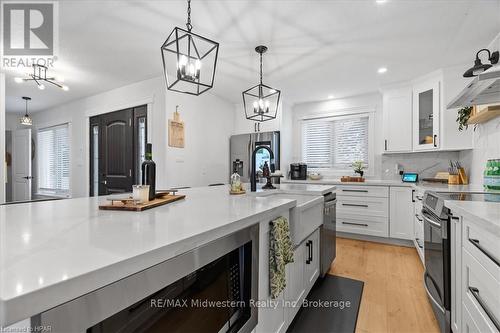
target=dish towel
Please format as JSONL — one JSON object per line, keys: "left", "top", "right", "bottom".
{"left": 269, "top": 216, "right": 294, "bottom": 299}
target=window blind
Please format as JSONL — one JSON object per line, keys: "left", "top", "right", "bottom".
{"left": 302, "top": 115, "right": 369, "bottom": 169}
{"left": 37, "top": 124, "right": 70, "bottom": 195}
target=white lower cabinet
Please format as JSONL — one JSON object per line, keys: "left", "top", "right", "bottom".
{"left": 450, "top": 212, "right": 500, "bottom": 333}
{"left": 389, "top": 187, "right": 414, "bottom": 240}
{"left": 257, "top": 214, "right": 320, "bottom": 333}
{"left": 284, "top": 229, "right": 320, "bottom": 328}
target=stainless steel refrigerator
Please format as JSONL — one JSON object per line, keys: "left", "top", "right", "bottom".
{"left": 230, "top": 131, "right": 280, "bottom": 183}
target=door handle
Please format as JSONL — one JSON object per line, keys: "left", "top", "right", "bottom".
{"left": 309, "top": 240, "right": 313, "bottom": 262}
{"left": 342, "top": 203, "right": 369, "bottom": 208}
{"left": 415, "top": 214, "right": 423, "bottom": 222}
{"left": 384, "top": 139, "right": 387, "bottom": 151}
{"left": 423, "top": 272, "right": 445, "bottom": 314}
{"left": 342, "top": 189, "right": 368, "bottom": 193}
{"left": 468, "top": 286, "right": 500, "bottom": 331}
{"left": 433, "top": 135, "right": 437, "bottom": 148}
{"left": 101, "top": 180, "right": 107, "bottom": 185}
{"left": 22, "top": 176, "right": 34, "bottom": 180}
{"left": 306, "top": 241, "right": 311, "bottom": 264}
{"left": 342, "top": 221, "right": 368, "bottom": 227}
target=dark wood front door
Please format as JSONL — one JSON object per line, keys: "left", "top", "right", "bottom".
{"left": 90, "top": 106, "right": 147, "bottom": 196}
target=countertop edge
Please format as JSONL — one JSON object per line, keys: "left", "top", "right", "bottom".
{"left": 0, "top": 199, "right": 296, "bottom": 327}
{"left": 445, "top": 200, "right": 500, "bottom": 237}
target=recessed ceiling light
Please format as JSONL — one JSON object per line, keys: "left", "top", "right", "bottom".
{"left": 328, "top": 95, "right": 334, "bottom": 99}
{"left": 378, "top": 67, "right": 388, "bottom": 74}
{"left": 376, "top": 0, "right": 387, "bottom": 4}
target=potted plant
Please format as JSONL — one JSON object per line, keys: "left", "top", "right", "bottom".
{"left": 351, "top": 161, "right": 366, "bottom": 178}
{"left": 456, "top": 106, "right": 477, "bottom": 131}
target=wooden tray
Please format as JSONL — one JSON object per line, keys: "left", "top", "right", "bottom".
{"left": 99, "top": 194, "right": 186, "bottom": 211}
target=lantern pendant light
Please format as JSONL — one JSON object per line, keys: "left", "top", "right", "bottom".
{"left": 20, "top": 97, "right": 33, "bottom": 126}
{"left": 242, "top": 45, "right": 281, "bottom": 123}
{"left": 161, "top": 0, "right": 219, "bottom": 96}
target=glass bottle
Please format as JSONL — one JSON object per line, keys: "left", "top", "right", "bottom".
{"left": 141, "top": 143, "right": 156, "bottom": 200}
{"left": 231, "top": 170, "right": 241, "bottom": 192}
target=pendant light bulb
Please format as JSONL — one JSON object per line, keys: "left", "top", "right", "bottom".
{"left": 38, "top": 83, "right": 45, "bottom": 90}
{"left": 14, "top": 77, "right": 23, "bottom": 83}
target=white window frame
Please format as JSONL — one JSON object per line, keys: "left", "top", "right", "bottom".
{"left": 300, "top": 111, "right": 375, "bottom": 177}
{"left": 36, "top": 122, "right": 72, "bottom": 198}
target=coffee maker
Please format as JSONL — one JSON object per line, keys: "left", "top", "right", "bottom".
{"left": 290, "top": 163, "right": 307, "bottom": 180}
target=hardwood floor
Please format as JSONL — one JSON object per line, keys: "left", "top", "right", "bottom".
{"left": 329, "top": 237, "right": 440, "bottom": 333}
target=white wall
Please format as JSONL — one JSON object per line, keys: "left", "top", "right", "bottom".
{"left": 28, "top": 76, "right": 234, "bottom": 198}
{"left": 291, "top": 92, "right": 383, "bottom": 177}
{"left": 0, "top": 73, "right": 5, "bottom": 203}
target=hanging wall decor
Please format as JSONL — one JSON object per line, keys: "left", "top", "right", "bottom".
{"left": 242, "top": 45, "right": 281, "bottom": 123}
{"left": 168, "top": 106, "right": 185, "bottom": 148}
{"left": 161, "top": 0, "right": 219, "bottom": 96}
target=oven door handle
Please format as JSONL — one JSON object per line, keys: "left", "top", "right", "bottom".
{"left": 422, "top": 211, "right": 442, "bottom": 229}
{"left": 423, "top": 271, "right": 445, "bottom": 314}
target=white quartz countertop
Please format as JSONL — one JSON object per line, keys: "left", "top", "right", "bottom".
{"left": 281, "top": 178, "right": 486, "bottom": 192}
{"left": 445, "top": 200, "right": 500, "bottom": 237}
{"left": 0, "top": 185, "right": 309, "bottom": 326}
{"left": 253, "top": 183, "right": 336, "bottom": 196}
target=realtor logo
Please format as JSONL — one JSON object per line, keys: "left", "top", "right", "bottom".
{"left": 1, "top": 1, "right": 58, "bottom": 68}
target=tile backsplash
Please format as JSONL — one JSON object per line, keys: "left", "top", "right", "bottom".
{"left": 381, "top": 151, "right": 461, "bottom": 180}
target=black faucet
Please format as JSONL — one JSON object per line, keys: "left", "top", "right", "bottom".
{"left": 251, "top": 145, "right": 275, "bottom": 192}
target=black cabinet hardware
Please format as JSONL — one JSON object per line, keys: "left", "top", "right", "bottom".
{"left": 433, "top": 134, "right": 437, "bottom": 148}
{"left": 384, "top": 139, "right": 387, "bottom": 151}
{"left": 342, "top": 189, "right": 368, "bottom": 193}
{"left": 342, "top": 221, "right": 368, "bottom": 227}
{"left": 468, "top": 286, "right": 500, "bottom": 331}
{"left": 342, "top": 203, "right": 369, "bottom": 208}
{"left": 415, "top": 214, "right": 423, "bottom": 222}
{"left": 469, "top": 238, "right": 500, "bottom": 267}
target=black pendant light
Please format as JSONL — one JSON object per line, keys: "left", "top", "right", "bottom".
{"left": 20, "top": 97, "right": 33, "bottom": 126}
{"left": 242, "top": 45, "right": 281, "bottom": 123}
{"left": 161, "top": 0, "right": 219, "bottom": 96}
{"left": 463, "top": 49, "right": 499, "bottom": 78}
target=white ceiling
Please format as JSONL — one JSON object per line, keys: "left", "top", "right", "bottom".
{"left": 4, "top": 0, "right": 500, "bottom": 113}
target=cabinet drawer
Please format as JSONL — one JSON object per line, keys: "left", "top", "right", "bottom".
{"left": 336, "top": 185, "right": 388, "bottom": 198}
{"left": 337, "top": 196, "right": 388, "bottom": 218}
{"left": 462, "top": 249, "right": 500, "bottom": 332}
{"left": 463, "top": 217, "right": 500, "bottom": 280}
{"left": 337, "top": 215, "right": 389, "bottom": 238}
{"left": 462, "top": 302, "right": 492, "bottom": 333}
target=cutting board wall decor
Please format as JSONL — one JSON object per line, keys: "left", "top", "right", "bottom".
{"left": 168, "top": 107, "right": 185, "bottom": 148}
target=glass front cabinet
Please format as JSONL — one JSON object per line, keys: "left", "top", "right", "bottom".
{"left": 412, "top": 77, "right": 440, "bottom": 151}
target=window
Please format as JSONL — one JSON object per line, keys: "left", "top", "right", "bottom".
{"left": 37, "top": 123, "right": 70, "bottom": 196}
{"left": 302, "top": 114, "right": 370, "bottom": 170}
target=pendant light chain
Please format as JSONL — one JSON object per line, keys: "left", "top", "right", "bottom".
{"left": 186, "top": 0, "right": 193, "bottom": 32}
{"left": 259, "top": 52, "right": 263, "bottom": 85}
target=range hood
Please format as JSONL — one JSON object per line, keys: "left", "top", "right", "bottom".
{"left": 447, "top": 65, "right": 500, "bottom": 109}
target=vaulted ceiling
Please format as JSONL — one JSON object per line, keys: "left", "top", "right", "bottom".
{"left": 4, "top": 0, "right": 500, "bottom": 113}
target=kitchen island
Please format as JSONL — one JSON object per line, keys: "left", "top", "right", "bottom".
{"left": 0, "top": 184, "right": 335, "bottom": 332}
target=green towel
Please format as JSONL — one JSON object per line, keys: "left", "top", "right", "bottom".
{"left": 269, "top": 216, "right": 294, "bottom": 299}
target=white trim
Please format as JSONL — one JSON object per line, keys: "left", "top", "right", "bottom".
{"left": 301, "top": 106, "right": 375, "bottom": 121}
{"left": 83, "top": 95, "right": 156, "bottom": 196}
{"left": 0, "top": 73, "right": 5, "bottom": 203}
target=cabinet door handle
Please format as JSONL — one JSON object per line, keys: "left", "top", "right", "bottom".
{"left": 433, "top": 135, "right": 437, "bottom": 148}
{"left": 342, "top": 189, "right": 368, "bottom": 193}
{"left": 384, "top": 139, "right": 388, "bottom": 151}
{"left": 415, "top": 238, "right": 424, "bottom": 249}
{"left": 412, "top": 190, "right": 415, "bottom": 202}
{"left": 306, "top": 241, "right": 311, "bottom": 264}
{"left": 469, "top": 238, "right": 500, "bottom": 267}
{"left": 415, "top": 214, "right": 423, "bottom": 222}
{"left": 342, "top": 221, "right": 368, "bottom": 227}
{"left": 468, "top": 286, "right": 500, "bottom": 331}
{"left": 342, "top": 203, "right": 369, "bottom": 208}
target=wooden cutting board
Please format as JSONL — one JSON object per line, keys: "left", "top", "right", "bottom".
{"left": 99, "top": 194, "right": 186, "bottom": 212}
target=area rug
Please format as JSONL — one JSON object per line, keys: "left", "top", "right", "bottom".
{"left": 287, "top": 275, "right": 364, "bottom": 333}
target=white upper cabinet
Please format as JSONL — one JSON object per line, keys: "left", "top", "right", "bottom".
{"left": 382, "top": 86, "right": 413, "bottom": 152}
{"left": 382, "top": 68, "right": 473, "bottom": 153}
{"left": 412, "top": 75, "right": 441, "bottom": 151}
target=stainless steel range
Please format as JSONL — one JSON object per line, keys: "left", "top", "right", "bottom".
{"left": 422, "top": 191, "right": 500, "bottom": 333}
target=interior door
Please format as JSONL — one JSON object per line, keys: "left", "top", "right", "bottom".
{"left": 12, "top": 129, "right": 32, "bottom": 201}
